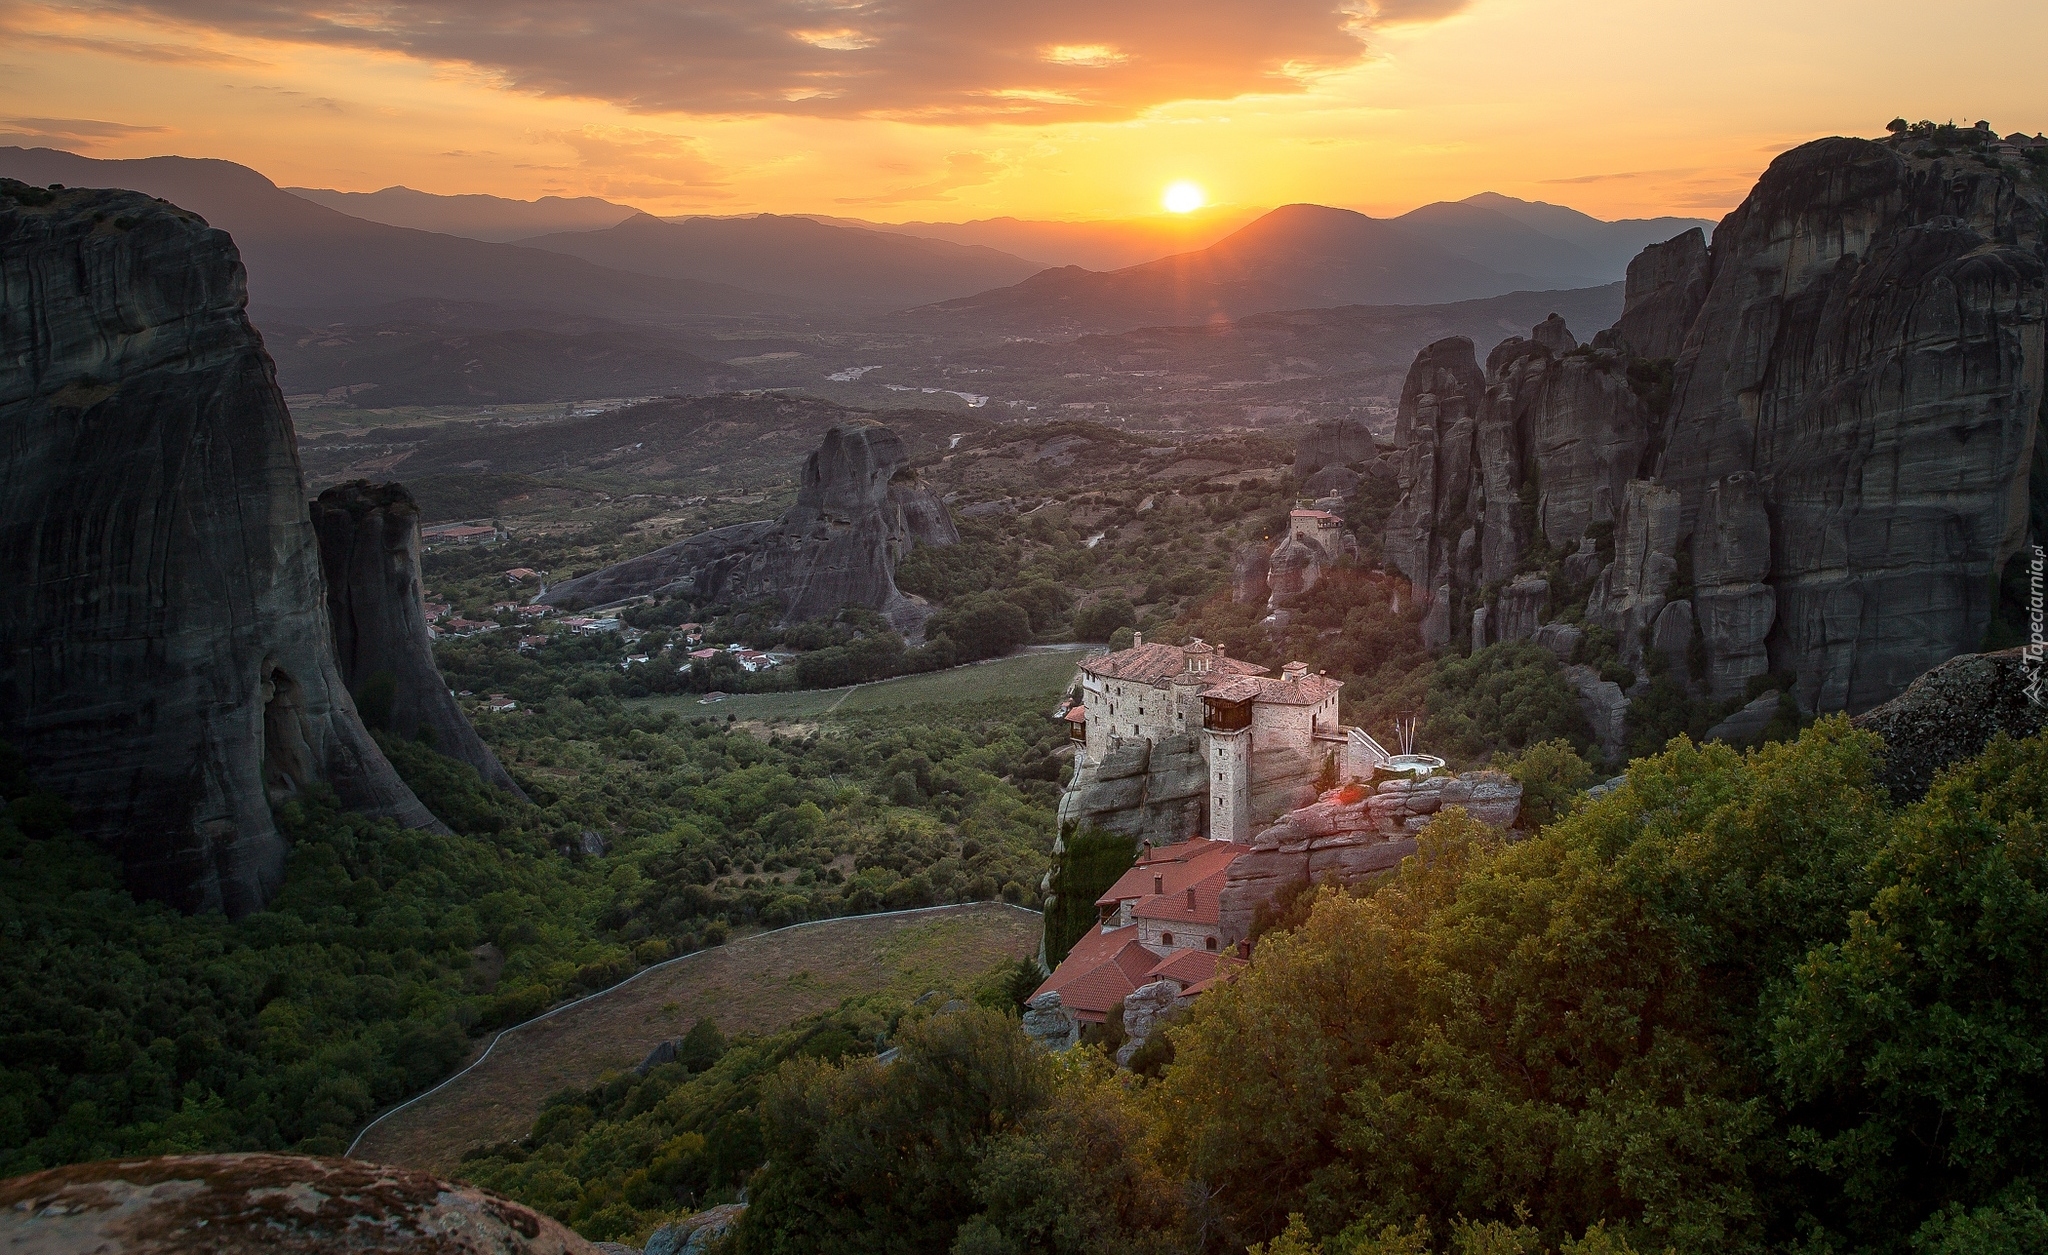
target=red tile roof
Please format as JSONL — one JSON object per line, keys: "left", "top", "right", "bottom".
{"left": 1200, "top": 670, "right": 1341, "bottom": 707}
{"left": 1081, "top": 641, "right": 1265, "bottom": 685}
{"left": 1035, "top": 925, "right": 1155, "bottom": 1022}
{"left": 1131, "top": 862, "right": 1232, "bottom": 927}
{"left": 1064, "top": 706, "right": 1087, "bottom": 725}
{"left": 1096, "top": 839, "right": 1246, "bottom": 909}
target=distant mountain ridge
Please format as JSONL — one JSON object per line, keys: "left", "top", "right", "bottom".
{"left": 518, "top": 212, "right": 1047, "bottom": 311}
{"left": 0, "top": 148, "right": 788, "bottom": 322}
{"left": 901, "top": 197, "right": 1710, "bottom": 333}
{"left": 287, "top": 185, "right": 641, "bottom": 242}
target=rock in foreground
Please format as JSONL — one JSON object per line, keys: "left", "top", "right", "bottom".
{"left": 0, "top": 179, "right": 440, "bottom": 916}
{"left": 0, "top": 1153, "right": 599, "bottom": 1253}
{"left": 1852, "top": 648, "right": 2045, "bottom": 801}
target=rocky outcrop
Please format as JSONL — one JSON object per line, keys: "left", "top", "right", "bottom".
{"left": 1704, "top": 691, "right": 1784, "bottom": 747}
{"left": 0, "top": 1153, "right": 600, "bottom": 1253}
{"left": 645, "top": 1203, "right": 747, "bottom": 1255}
{"left": 1382, "top": 130, "right": 2046, "bottom": 727}
{"left": 1564, "top": 664, "right": 1629, "bottom": 764}
{"left": 1851, "top": 648, "right": 2045, "bottom": 801}
{"left": 1295, "top": 416, "right": 1378, "bottom": 476}
{"left": 1057, "top": 733, "right": 1210, "bottom": 846}
{"left": 0, "top": 180, "right": 440, "bottom": 916}
{"left": 1232, "top": 540, "right": 1272, "bottom": 605}
{"left": 1655, "top": 137, "right": 2045, "bottom": 713}
{"left": 1603, "top": 228, "right": 1709, "bottom": 360}
{"left": 1022, "top": 989, "right": 1080, "bottom": 1051}
{"left": 1217, "top": 772, "right": 1521, "bottom": 939}
{"left": 311, "top": 481, "right": 526, "bottom": 799}
{"left": 1114, "top": 978, "right": 1188, "bottom": 1067}
{"left": 541, "top": 424, "right": 957, "bottom": 634}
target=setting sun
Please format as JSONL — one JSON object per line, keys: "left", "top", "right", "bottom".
{"left": 1162, "top": 181, "right": 1206, "bottom": 214}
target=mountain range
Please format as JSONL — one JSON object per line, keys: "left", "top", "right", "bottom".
{"left": 1, "top": 146, "right": 1707, "bottom": 333}
{"left": 517, "top": 213, "right": 1046, "bottom": 311}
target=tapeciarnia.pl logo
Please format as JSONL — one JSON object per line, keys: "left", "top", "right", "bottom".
{"left": 2026, "top": 544, "right": 2046, "bottom": 708}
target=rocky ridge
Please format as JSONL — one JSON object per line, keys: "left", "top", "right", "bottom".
{"left": 0, "top": 1153, "right": 599, "bottom": 1253}
{"left": 311, "top": 480, "right": 527, "bottom": 798}
{"left": 541, "top": 424, "right": 957, "bottom": 634}
{"left": 1383, "top": 131, "right": 2047, "bottom": 719}
{"left": 0, "top": 179, "right": 440, "bottom": 916}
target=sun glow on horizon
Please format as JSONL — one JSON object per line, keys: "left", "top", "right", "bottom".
{"left": 1162, "top": 180, "right": 1206, "bottom": 213}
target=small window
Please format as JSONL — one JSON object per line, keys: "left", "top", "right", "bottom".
{"left": 1206, "top": 937, "right": 1218, "bottom": 951}
{"left": 1161, "top": 932, "right": 1174, "bottom": 946}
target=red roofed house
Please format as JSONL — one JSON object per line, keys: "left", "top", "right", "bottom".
{"left": 1034, "top": 839, "right": 1250, "bottom": 1023}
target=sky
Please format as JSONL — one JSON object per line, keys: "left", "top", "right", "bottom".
{"left": 1, "top": 0, "right": 2042, "bottom": 223}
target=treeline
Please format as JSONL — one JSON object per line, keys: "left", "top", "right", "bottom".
{"left": 479, "top": 723, "right": 2048, "bottom": 1253}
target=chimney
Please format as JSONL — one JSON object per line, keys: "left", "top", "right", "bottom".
{"left": 1186, "top": 886, "right": 1197, "bottom": 912}
{"left": 1283, "top": 660, "right": 1308, "bottom": 683}
{"left": 1133, "top": 631, "right": 1144, "bottom": 648}
{"left": 1154, "top": 874, "right": 1165, "bottom": 895}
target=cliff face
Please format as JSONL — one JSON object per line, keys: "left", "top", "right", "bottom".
{"left": 1655, "top": 137, "right": 2045, "bottom": 712}
{"left": 1383, "top": 131, "right": 2047, "bottom": 717}
{"left": 311, "top": 480, "right": 527, "bottom": 798}
{"left": 541, "top": 423, "right": 958, "bottom": 633}
{"left": 0, "top": 180, "right": 440, "bottom": 916}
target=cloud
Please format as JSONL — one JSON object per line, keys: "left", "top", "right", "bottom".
{"left": 55, "top": 0, "right": 1468, "bottom": 122}
{"left": 0, "top": 115, "right": 172, "bottom": 148}
{"left": 834, "top": 151, "right": 1002, "bottom": 205}
{"left": 531, "top": 125, "right": 733, "bottom": 200}
{"left": 0, "top": 19, "right": 269, "bottom": 67}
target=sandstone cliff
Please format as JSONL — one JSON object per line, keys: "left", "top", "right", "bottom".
{"left": 0, "top": 179, "right": 441, "bottom": 916}
{"left": 1383, "top": 129, "right": 2046, "bottom": 719}
{"left": 541, "top": 424, "right": 957, "bottom": 634}
{"left": 311, "top": 480, "right": 527, "bottom": 799}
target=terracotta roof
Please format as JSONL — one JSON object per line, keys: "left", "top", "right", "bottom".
{"left": 1131, "top": 863, "right": 1232, "bottom": 927}
{"left": 1148, "top": 948, "right": 1225, "bottom": 987}
{"left": 1180, "top": 953, "right": 1249, "bottom": 997}
{"left": 1081, "top": 640, "right": 1265, "bottom": 685}
{"left": 1064, "top": 706, "right": 1087, "bottom": 724}
{"left": 1291, "top": 508, "right": 1341, "bottom": 522}
{"left": 1097, "top": 839, "right": 1246, "bottom": 909}
{"left": 1200, "top": 671, "right": 1341, "bottom": 707}
{"left": 1034, "top": 925, "right": 1154, "bottom": 1022}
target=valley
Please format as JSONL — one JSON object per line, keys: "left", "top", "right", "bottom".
{"left": 4, "top": 110, "right": 2048, "bottom": 1255}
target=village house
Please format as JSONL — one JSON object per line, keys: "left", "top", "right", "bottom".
{"left": 504, "top": 567, "right": 539, "bottom": 583}
{"left": 1033, "top": 839, "right": 1248, "bottom": 1024}
{"left": 484, "top": 694, "right": 517, "bottom": 713}
{"left": 517, "top": 634, "right": 548, "bottom": 651}
{"left": 421, "top": 522, "right": 500, "bottom": 546}
{"left": 515, "top": 604, "right": 555, "bottom": 618}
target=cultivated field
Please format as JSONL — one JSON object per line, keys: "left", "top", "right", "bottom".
{"left": 631, "top": 644, "right": 1098, "bottom": 724}
{"left": 350, "top": 903, "right": 1043, "bottom": 1175}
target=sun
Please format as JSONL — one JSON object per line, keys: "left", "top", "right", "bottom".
{"left": 1162, "top": 180, "right": 1206, "bottom": 214}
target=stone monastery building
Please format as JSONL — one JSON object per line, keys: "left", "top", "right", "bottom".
{"left": 1069, "top": 634, "right": 1381, "bottom": 843}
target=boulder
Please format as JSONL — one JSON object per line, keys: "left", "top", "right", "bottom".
{"left": 1022, "top": 990, "right": 1079, "bottom": 1051}
{"left": 1704, "top": 692, "right": 1782, "bottom": 746}
{"left": 1232, "top": 540, "right": 1272, "bottom": 605}
{"left": 1851, "top": 648, "right": 2046, "bottom": 801}
{"left": 646, "top": 1203, "right": 748, "bottom": 1255}
{"left": 0, "top": 180, "right": 441, "bottom": 917}
{"left": 634, "top": 1039, "right": 679, "bottom": 1076}
{"left": 1300, "top": 464, "right": 1361, "bottom": 500}
{"left": 1265, "top": 534, "right": 1324, "bottom": 609}
{"left": 1531, "top": 313, "right": 1578, "bottom": 354}
{"left": 0, "top": 1153, "right": 600, "bottom": 1253}
{"left": 541, "top": 424, "right": 956, "bottom": 636}
{"left": 1532, "top": 621, "right": 1583, "bottom": 662}
{"left": 311, "top": 480, "right": 526, "bottom": 799}
{"left": 1564, "top": 664, "right": 1629, "bottom": 764}
{"left": 1114, "top": 978, "right": 1187, "bottom": 1067}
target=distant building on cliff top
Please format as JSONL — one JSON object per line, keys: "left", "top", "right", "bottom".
{"left": 1063, "top": 634, "right": 1388, "bottom": 845}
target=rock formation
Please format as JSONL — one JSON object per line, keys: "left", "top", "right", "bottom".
{"left": 1217, "top": 771, "right": 1521, "bottom": 940}
{"left": 1851, "top": 648, "right": 2045, "bottom": 801}
{"left": 0, "top": 1153, "right": 600, "bottom": 1254}
{"left": 1295, "top": 415, "right": 1378, "bottom": 476}
{"left": 541, "top": 424, "right": 957, "bottom": 635}
{"left": 1113, "top": 977, "right": 1189, "bottom": 1067}
{"left": 1022, "top": 989, "right": 1080, "bottom": 1051}
{"left": 1382, "top": 128, "right": 2047, "bottom": 722}
{"left": 311, "top": 481, "right": 526, "bottom": 798}
{"left": 0, "top": 179, "right": 440, "bottom": 917}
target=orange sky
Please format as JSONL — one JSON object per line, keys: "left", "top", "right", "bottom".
{"left": 1, "top": 0, "right": 2042, "bottom": 222}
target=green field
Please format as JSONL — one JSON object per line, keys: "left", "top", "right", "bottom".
{"left": 630, "top": 645, "right": 1098, "bottom": 723}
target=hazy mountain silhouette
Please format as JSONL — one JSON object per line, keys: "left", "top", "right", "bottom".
{"left": 1415, "top": 193, "right": 1712, "bottom": 280}
{"left": 811, "top": 207, "right": 1267, "bottom": 271}
{"left": 899, "top": 203, "right": 1530, "bottom": 332}
{"left": 520, "top": 212, "right": 1046, "bottom": 310}
{"left": 0, "top": 148, "right": 787, "bottom": 321}
{"left": 287, "top": 185, "right": 641, "bottom": 242}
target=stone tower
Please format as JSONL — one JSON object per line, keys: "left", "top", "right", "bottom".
{"left": 1207, "top": 725, "right": 1252, "bottom": 843}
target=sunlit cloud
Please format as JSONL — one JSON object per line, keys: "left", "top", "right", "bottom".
{"left": 26, "top": 0, "right": 1461, "bottom": 122}
{"left": 834, "top": 150, "right": 1003, "bottom": 205}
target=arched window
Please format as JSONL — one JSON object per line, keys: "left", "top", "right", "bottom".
{"left": 1161, "top": 931, "right": 1174, "bottom": 946}
{"left": 1206, "top": 936, "right": 1218, "bottom": 951}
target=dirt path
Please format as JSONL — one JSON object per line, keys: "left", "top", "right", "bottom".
{"left": 349, "top": 903, "right": 1041, "bottom": 1175}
